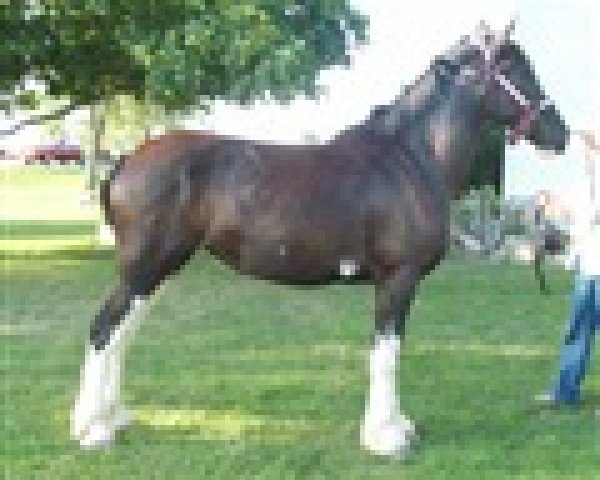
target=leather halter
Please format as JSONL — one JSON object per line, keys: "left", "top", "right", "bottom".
{"left": 480, "top": 45, "right": 549, "bottom": 143}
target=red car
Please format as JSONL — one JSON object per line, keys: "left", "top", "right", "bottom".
{"left": 25, "top": 144, "right": 84, "bottom": 165}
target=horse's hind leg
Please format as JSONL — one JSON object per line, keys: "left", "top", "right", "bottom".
{"left": 71, "top": 218, "right": 197, "bottom": 448}
{"left": 71, "top": 270, "right": 148, "bottom": 448}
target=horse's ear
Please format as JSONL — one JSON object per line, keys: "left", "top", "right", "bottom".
{"left": 478, "top": 20, "right": 491, "bottom": 36}
{"left": 477, "top": 20, "right": 494, "bottom": 47}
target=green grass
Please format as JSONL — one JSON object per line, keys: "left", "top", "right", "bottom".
{"left": 1, "top": 167, "right": 102, "bottom": 222}
{"left": 3, "top": 247, "right": 599, "bottom": 479}
{"left": 2, "top": 168, "right": 599, "bottom": 478}
{"left": 0, "top": 221, "right": 98, "bottom": 239}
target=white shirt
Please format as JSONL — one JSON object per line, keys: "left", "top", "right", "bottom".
{"left": 560, "top": 136, "right": 600, "bottom": 277}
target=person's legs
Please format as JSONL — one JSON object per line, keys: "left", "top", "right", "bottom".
{"left": 549, "top": 275, "right": 596, "bottom": 404}
{"left": 593, "top": 278, "right": 600, "bottom": 329}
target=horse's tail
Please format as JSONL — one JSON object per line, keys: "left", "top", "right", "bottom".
{"left": 100, "top": 155, "right": 126, "bottom": 228}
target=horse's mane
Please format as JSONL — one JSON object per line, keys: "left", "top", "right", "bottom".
{"left": 345, "top": 36, "right": 472, "bottom": 139}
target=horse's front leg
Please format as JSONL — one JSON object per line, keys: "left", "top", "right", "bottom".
{"left": 361, "top": 263, "right": 420, "bottom": 457}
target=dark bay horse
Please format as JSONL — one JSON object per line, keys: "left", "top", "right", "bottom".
{"left": 72, "top": 23, "right": 568, "bottom": 455}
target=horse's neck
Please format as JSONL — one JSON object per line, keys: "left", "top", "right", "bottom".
{"left": 423, "top": 90, "right": 485, "bottom": 199}
{"left": 339, "top": 71, "right": 486, "bottom": 200}
{"left": 374, "top": 86, "right": 485, "bottom": 200}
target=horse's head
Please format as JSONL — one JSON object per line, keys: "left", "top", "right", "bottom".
{"left": 455, "top": 21, "right": 569, "bottom": 153}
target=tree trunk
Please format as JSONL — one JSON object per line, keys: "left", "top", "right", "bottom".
{"left": 85, "top": 103, "right": 106, "bottom": 197}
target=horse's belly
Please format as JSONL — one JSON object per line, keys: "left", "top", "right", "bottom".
{"left": 204, "top": 186, "right": 365, "bottom": 282}
{"left": 207, "top": 228, "right": 357, "bottom": 283}
{"left": 239, "top": 238, "right": 336, "bottom": 282}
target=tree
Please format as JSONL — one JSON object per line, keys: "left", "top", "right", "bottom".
{"left": 466, "top": 119, "right": 506, "bottom": 254}
{"left": 468, "top": 118, "right": 505, "bottom": 194}
{"left": 1, "top": 0, "right": 368, "bottom": 135}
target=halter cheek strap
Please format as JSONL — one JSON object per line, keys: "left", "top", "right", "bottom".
{"left": 494, "top": 72, "right": 549, "bottom": 143}
{"left": 480, "top": 48, "right": 548, "bottom": 142}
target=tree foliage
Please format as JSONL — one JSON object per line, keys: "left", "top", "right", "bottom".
{"left": 467, "top": 118, "right": 506, "bottom": 194}
{"left": 1, "top": 0, "right": 367, "bottom": 118}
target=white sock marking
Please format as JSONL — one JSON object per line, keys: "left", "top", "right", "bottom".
{"left": 361, "top": 333, "right": 414, "bottom": 456}
{"left": 72, "top": 296, "right": 146, "bottom": 446}
{"left": 366, "top": 333, "right": 400, "bottom": 421}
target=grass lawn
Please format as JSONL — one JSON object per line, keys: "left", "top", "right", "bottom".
{"left": 3, "top": 245, "right": 599, "bottom": 479}
{"left": 3, "top": 167, "right": 599, "bottom": 478}
{"left": 1, "top": 166, "right": 102, "bottom": 222}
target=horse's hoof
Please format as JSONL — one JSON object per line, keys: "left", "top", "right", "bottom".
{"left": 360, "top": 417, "right": 418, "bottom": 458}
{"left": 71, "top": 402, "right": 94, "bottom": 441}
{"left": 71, "top": 404, "right": 131, "bottom": 449}
{"left": 77, "top": 423, "right": 116, "bottom": 449}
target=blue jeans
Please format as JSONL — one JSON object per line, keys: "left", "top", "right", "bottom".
{"left": 551, "top": 274, "right": 599, "bottom": 404}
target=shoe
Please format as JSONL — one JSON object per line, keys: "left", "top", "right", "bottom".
{"left": 534, "top": 392, "right": 579, "bottom": 407}
{"left": 534, "top": 393, "right": 556, "bottom": 404}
